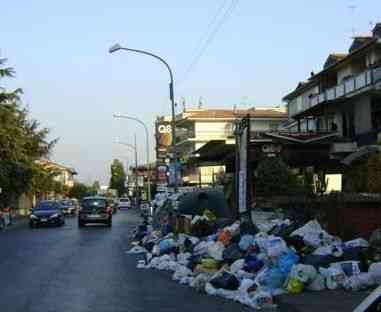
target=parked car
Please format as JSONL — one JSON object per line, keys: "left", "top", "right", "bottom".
{"left": 59, "top": 199, "right": 78, "bottom": 216}
{"left": 29, "top": 200, "right": 65, "bottom": 228}
{"left": 78, "top": 196, "right": 112, "bottom": 227}
{"left": 117, "top": 197, "right": 131, "bottom": 209}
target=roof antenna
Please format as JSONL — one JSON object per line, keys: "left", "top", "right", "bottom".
{"left": 348, "top": 4, "right": 358, "bottom": 37}
{"left": 181, "top": 97, "right": 186, "bottom": 112}
{"left": 198, "top": 96, "right": 203, "bottom": 109}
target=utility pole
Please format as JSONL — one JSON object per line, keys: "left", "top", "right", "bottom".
{"left": 134, "top": 134, "right": 139, "bottom": 208}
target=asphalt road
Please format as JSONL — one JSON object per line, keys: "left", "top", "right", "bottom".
{"left": 0, "top": 210, "right": 369, "bottom": 312}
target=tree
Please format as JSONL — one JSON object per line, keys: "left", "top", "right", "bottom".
{"left": 0, "top": 57, "right": 56, "bottom": 206}
{"left": 87, "top": 180, "right": 101, "bottom": 196}
{"left": 68, "top": 183, "right": 89, "bottom": 200}
{"left": 256, "top": 157, "right": 291, "bottom": 196}
{"left": 109, "top": 159, "right": 126, "bottom": 197}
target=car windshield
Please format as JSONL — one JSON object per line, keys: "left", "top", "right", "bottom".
{"left": 120, "top": 199, "right": 129, "bottom": 202}
{"left": 82, "top": 198, "right": 106, "bottom": 208}
{"left": 34, "top": 201, "right": 58, "bottom": 211}
{"left": 60, "top": 200, "right": 74, "bottom": 206}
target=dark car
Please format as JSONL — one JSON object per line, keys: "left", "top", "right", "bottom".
{"left": 29, "top": 200, "right": 65, "bottom": 228}
{"left": 78, "top": 197, "right": 112, "bottom": 228}
{"left": 59, "top": 199, "right": 78, "bottom": 216}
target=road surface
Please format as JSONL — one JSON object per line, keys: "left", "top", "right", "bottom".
{"left": 0, "top": 210, "right": 368, "bottom": 312}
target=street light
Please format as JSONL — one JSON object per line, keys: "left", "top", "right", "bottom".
{"left": 116, "top": 136, "right": 139, "bottom": 207}
{"left": 109, "top": 43, "right": 178, "bottom": 192}
{"left": 113, "top": 114, "right": 151, "bottom": 201}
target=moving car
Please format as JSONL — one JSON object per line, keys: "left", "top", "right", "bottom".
{"left": 78, "top": 196, "right": 112, "bottom": 227}
{"left": 29, "top": 200, "right": 65, "bottom": 228}
{"left": 59, "top": 199, "right": 78, "bottom": 216}
{"left": 117, "top": 197, "right": 131, "bottom": 209}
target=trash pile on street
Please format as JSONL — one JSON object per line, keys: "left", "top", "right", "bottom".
{"left": 128, "top": 195, "right": 381, "bottom": 309}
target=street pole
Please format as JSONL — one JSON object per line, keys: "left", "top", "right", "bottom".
{"left": 134, "top": 134, "right": 139, "bottom": 208}
{"left": 113, "top": 114, "right": 151, "bottom": 201}
{"left": 109, "top": 44, "right": 178, "bottom": 193}
{"left": 116, "top": 140, "right": 138, "bottom": 208}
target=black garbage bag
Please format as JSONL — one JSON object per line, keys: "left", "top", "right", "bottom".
{"left": 209, "top": 272, "right": 240, "bottom": 290}
{"left": 143, "top": 241, "right": 155, "bottom": 253}
{"left": 191, "top": 220, "right": 215, "bottom": 238}
{"left": 187, "top": 255, "right": 203, "bottom": 271}
{"left": 303, "top": 254, "right": 338, "bottom": 268}
{"left": 183, "top": 238, "right": 194, "bottom": 253}
{"left": 223, "top": 244, "right": 242, "bottom": 265}
{"left": 240, "top": 220, "right": 258, "bottom": 235}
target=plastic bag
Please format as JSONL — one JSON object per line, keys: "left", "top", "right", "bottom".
{"left": 286, "top": 278, "right": 304, "bottom": 294}
{"left": 190, "top": 273, "right": 212, "bottom": 292}
{"left": 208, "top": 242, "right": 225, "bottom": 261}
{"left": 320, "top": 267, "right": 346, "bottom": 290}
{"left": 222, "top": 244, "right": 242, "bottom": 264}
{"left": 173, "top": 265, "right": 193, "bottom": 281}
{"left": 245, "top": 252, "right": 264, "bottom": 273}
{"left": 307, "top": 274, "right": 326, "bottom": 291}
{"left": 230, "top": 259, "right": 245, "bottom": 274}
{"left": 256, "top": 266, "right": 286, "bottom": 290}
{"left": 239, "top": 234, "right": 255, "bottom": 251}
{"left": 331, "top": 261, "right": 361, "bottom": 277}
{"left": 265, "top": 236, "right": 288, "bottom": 258}
{"left": 193, "top": 241, "right": 214, "bottom": 256}
{"left": 343, "top": 273, "right": 374, "bottom": 291}
{"left": 177, "top": 252, "right": 192, "bottom": 266}
{"left": 369, "top": 262, "right": 381, "bottom": 284}
{"left": 127, "top": 246, "right": 147, "bottom": 254}
{"left": 159, "top": 239, "right": 175, "bottom": 254}
{"left": 201, "top": 258, "right": 220, "bottom": 270}
{"left": 290, "top": 264, "right": 317, "bottom": 284}
{"left": 345, "top": 238, "right": 369, "bottom": 249}
{"left": 291, "top": 220, "right": 333, "bottom": 248}
{"left": 218, "top": 230, "right": 231, "bottom": 246}
{"left": 209, "top": 272, "right": 240, "bottom": 290}
{"left": 278, "top": 250, "right": 299, "bottom": 275}
{"left": 251, "top": 290, "right": 275, "bottom": 309}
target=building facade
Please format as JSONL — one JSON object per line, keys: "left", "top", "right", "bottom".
{"left": 283, "top": 23, "right": 381, "bottom": 155}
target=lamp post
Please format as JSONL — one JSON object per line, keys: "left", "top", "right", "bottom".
{"left": 109, "top": 43, "right": 178, "bottom": 192}
{"left": 113, "top": 114, "right": 151, "bottom": 201}
{"left": 116, "top": 136, "right": 139, "bottom": 208}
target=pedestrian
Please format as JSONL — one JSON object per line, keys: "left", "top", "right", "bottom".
{"left": 2, "top": 206, "right": 11, "bottom": 229}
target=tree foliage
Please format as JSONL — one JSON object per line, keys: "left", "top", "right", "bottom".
{"left": 109, "top": 159, "right": 126, "bottom": 197}
{"left": 0, "top": 58, "right": 56, "bottom": 206}
{"left": 68, "top": 183, "right": 90, "bottom": 200}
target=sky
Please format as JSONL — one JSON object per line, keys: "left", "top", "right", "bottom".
{"left": 2, "top": 0, "right": 381, "bottom": 185}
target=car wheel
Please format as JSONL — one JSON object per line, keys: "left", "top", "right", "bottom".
{"left": 78, "top": 220, "right": 84, "bottom": 228}
{"left": 61, "top": 219, "right": 65, "bottom": 226}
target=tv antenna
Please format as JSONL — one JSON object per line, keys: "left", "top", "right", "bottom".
{"left": 348, "top": 4, "right": 358, "bottom": 37}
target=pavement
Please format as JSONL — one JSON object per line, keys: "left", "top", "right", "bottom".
{"left": 0, "top": 209, "right": 370, "bottom": 312}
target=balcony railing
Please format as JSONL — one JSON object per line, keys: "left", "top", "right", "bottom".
{"left": 294, "top": 65, "right": 381, "bottom": 116}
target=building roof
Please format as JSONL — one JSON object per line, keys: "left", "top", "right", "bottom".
{"left": 323, "top": 53, "right": 348, "bottom": 69}
{"left": 283, "top": 30, "right": 379, "bottom": 101}
{"left": 177, "top": 107, "right": 287, "bottom": 121}
{"left": 36, "top": 159, "right": 77, "bottom": 175}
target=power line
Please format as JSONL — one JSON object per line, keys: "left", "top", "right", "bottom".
{"left": 184, "top": 0, "right": 230, "bottom": 73}
{"left": 179, "top": 0, "right": 240, "bottom": 86}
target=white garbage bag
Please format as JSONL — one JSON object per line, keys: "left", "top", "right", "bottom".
{"left": 290, "top": 264, "right": 317, "bottom": 284}
{"left": 207, "top": 242, "right": 225, "bottom": 261}
{"left": 307, "top": 274, "right": 326, "bottom": 291}
{"left": 177, "top": 252, "right": 192, "bottom": 266}
{"left": 230, "top": 259, "right": 245, "bottom": 274}
{"left": 331, "top": 261, "right": 361, "bottom": 277}
{"left": 343, "top": 273, "right": 375, "bottom": 291}
{"left": 190, "top": 273, "right": 212, "bottom": 292}
{"left": 320, "top": 267, "right": 346, "bottom": 290}
{"left": 173, "top": 265, "right": 193, "bottom": 281}
{"left": 345, "top": 238, "right": 369, "bottom": 248}
{"left": 291, "top": 220, "right": 333, "bottom": 247}
{"left": 265, "top": 236, "right": 288, "bottom": 258}
{"left": 369, "top": 262, "right": 381, "bottom": 284}
{"left": 251, "top": 290, "right": 276, "bottom": 310}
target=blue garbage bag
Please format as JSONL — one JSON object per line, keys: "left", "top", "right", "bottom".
{"left": 239, "top": 234, "right": 255, "bottom": 251}
{"left": 279, "top": 250, "right": 300, "bottom": 274}
{"left": 258, "top": 266, "right": 286, "bottom": 290}
{"left": 159, "top": 239, "right": 173, "bottom": 254}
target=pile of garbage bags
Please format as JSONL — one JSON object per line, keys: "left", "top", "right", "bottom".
{"left": 129, "top": 216, "right": 381, "bottom": 309}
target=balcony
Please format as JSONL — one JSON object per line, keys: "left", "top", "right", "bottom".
{"left": 294, "top": 65, "right": 381, "bottom": 116}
